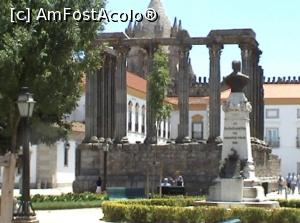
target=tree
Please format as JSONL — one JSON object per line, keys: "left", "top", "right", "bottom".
{"left": 148, "top": 47, "right": 173, "bottom": 140}
{"left": 0, "top": 0, "right": 106, "bottom": 152}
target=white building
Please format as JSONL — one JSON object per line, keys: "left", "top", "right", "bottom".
{"left": 2, "top": 72, "right": 299, "bottom": 188}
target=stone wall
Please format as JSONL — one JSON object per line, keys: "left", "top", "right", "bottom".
{"left": 73, "top": 142, "right": 280, "bottom": 194}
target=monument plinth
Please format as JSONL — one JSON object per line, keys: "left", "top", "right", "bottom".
{"left": 207, "top": 61, "right": 278, "bottom": 207}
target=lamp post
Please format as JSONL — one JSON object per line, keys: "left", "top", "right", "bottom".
{"left": 103, "top": 138, "right": 112, "bottom": 191}
{"left": 14, "top": 87, "right": 38, "bottom": 223}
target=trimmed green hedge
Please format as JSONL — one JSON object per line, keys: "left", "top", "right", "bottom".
{"left": 25, "top": 192, "right": 107, "bottom": 210}
{"left": 277, "top": 199, "right": 300, "bottom": 208}
{"left": 32, "top": 200, "right": 102, "bottom": 210}
{"left": 102, "top": 199, "right": 300, "bottom": 223}
{"left": 30, "top": 192, "right": 107, "bottom": 202}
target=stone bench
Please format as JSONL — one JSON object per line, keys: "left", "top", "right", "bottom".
{"left": 107, "top": 187, "right": 145, "bottom": 200}
{"left": 158, "top": 186, "right": 185, "bottom": 195}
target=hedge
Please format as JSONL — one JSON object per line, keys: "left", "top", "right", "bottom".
{"left": 32, "top": 200, "right": 102, "bottom": 210}
{"left": 102, "top": 199, "right": 300, "bottom": 223}
{"left": 277, "top": 199, "right": 300, "bottom": 209}
{"left": 30, "top": 192, "right": 107, "bottom": 203}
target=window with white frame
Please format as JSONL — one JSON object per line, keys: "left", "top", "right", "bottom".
{"left": 266, "top": 109, "right": 279, "bottom": 119}
{"left": 135, "top": 103, "right": 139, "bottom": 132}
{"left": 191, "top": 114, "right": 204, "bottom": 140}
{"left": 265, "top": 128, "right": 280, "bottom": 147}
{"left": 128, "top": 101, "right": 133, "bottom": 131}
{"left": 64, "top": 142, "right": 70, "bottom": 167}
{"left": 163, "top": 121, "right": 166, "bottom": 138}
{"left": 297, "top": 128, "right": 300, "bottom": 148}
{"left": 192, "top": 122, "right": 204, "bottom": 140}
{"left": 297, "top": 109, "right": 300, "bottom": 119}
{"left": 141, "top": 105, "right": 145, "bottom": 134}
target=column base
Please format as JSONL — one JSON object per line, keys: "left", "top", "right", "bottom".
{"left": 175, "top": 136, "right": 191, "bottom": 144}
{"left": 144, "top": 136, "right": 157, "bottom": 144}
{"left": 114, "top": 136, "right": 129, "bottom": 144}
{"left": 120, "top": 136, "right": 129, "bottom": 144}
{"left": 207, "top": 136, "right": 223, "bottom": 144}
{"left": 13, "top": 216, "right": 39, "bottom": 223}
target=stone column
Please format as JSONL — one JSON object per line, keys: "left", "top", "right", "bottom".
{"left": 144, "top": 44, "right": 157, "bottom": 144}
{"left": 176, "top": 45, "right": 191, "bottom": 143}
{"left": 114, "top": 46, "right": 129, "bottom": 143}
{"left": 258, "top": 66, "right": 264, "bottom": 140}
{"left": 84, "top": 70, "right": 98, "bottom": 142}
{"left": 207, "top": 44, "right": 223, "bottom": 143}
{"left": 84, "top": 71, "right": 92, "bottom": 141}
{"left": 240, "top": 43, "right": 260, "bottom": 138}
{"left": 251, "top": 48, "right": 262, "bottom": 139}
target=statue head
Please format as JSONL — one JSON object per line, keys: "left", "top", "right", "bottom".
{"left": 232, "top": 60, "right": 241, "bottom": 73}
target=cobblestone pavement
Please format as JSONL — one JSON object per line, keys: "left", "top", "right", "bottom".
{"left": 36, "top": 208, "right": 110, "bottom": 223}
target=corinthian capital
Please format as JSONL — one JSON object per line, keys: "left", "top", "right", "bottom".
{"left": 113, "top": 44, "right": 129, "bottom": 57}
{"left": 207, "top": 44, "right": 223, "bottom": 59}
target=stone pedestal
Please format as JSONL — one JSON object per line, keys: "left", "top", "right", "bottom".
{"left": 208, "top": 62, "right": 269, "bottom": 204}
{"left": 222, "top": 92, "right": 255, "bottom": 180}
{"left": 208, "top": 178, "right": 243, "bottom": 202}
{"left": 13, "top": 216, "right": 39, "bottom": 223}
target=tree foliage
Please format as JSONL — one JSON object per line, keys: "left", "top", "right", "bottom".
{"left": 0, "top": 0, "right": 106, "bottom": 152}
{"left": 148, "top": 48, "right": 173, "bottom": 126}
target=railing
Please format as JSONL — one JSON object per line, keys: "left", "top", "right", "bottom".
{"left": 265, "top": 137, "right": 280, "bottom": 148}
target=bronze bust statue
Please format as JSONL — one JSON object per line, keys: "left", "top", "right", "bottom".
{"left": 224, "top": 61, "right": 249, "bottom": 92}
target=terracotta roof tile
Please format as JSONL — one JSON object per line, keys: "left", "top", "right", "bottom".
{"left": 127, "top": 72, "right": 147, "bottom": 93}
{"left": 264, "top": 84, "right": 300, "bottom": 98}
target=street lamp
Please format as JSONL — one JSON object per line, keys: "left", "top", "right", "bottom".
{"left": 103, "top": 138, "right": 112, "bottom": 191}
{"left": 14, "top": 87, "right": 38, "bottom": 223}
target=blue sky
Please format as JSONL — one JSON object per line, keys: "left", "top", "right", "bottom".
{"left": 104, "top": 0, "right": 300, "bottom": 78}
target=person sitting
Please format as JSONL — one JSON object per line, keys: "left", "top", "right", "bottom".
{"left": 96, "top": 176, "right": 102, "bottom": 193}
{"left": 161, "top": 178, "right": 171, "bottom": 187}
{"left": 175, "top": 175, "right": 184, "bottom": 187}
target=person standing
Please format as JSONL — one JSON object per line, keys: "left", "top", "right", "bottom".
{"left": 277, "top": 175, "right": 284, "bottom": 194}
{"left": 286, "top": 173, "right": 292, "bottom": 194}
{"left": 297, "top": 174, "right": 300, "bottom": 194}
{"left": 96, "top": 176, "right": 102, "bottom": 193}
{"left": 291, "top": 173, "right": 297, "bottom": 194}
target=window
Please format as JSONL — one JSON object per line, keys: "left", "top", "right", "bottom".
{"left": 297, "top": 109, "right": 300, "bottom": 119}
{"left": 163, "top": 121, "right": 166, "bottom": 138}
{"left": 135, "top": 103, "right": 139, "bottom": 132}
{"left": 191, "top": 115, "right": 204, "bottom": 140}
{"left": 297, "top": 162, "right": 300, "bottom": 175}
{"left": 192, "top": 122, "right": 204, "bottom": 140}
{"left": 265, "top": 128, "right": 280, "bottom": 147}
{"left": 158, "top": 122, "right": 161, "bottom": 138}
{"left": 297, "top": 128, "right": 300, "bottom": 148}
{"left": 266, "top": 109, "right": 279, "bottom": 119}
{"left": 141, "top": 105, "right": 146, "bottom": 134}
{"left": 64, "top": 142, "right": 70, "bottom": 167}
{"left": 128, "top": 101, "right": 133, "bottom": 131}
{"left": 167, "top": 119, "right": 170, "bottom": 138}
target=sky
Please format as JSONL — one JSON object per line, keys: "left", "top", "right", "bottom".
{"left": 104, "top": 0, "right": 300, "bottom": 79}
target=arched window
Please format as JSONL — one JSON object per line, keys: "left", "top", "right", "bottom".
{"left": 141, "top": 105, "right": 146, "bottom": 134}
{"left": 163, "top": 120, "right": 166, "bottom": 138}
{"left": 168, "top": 119, "right": 171, "bottom": 138}
{"left": 64, "top": 141, "right": 70, "bottom": 167}
{"left": 158, "top": 121, "right": 161, "bottom": 138}
{"left": 128, "top": 101, "right": 133, "bottom": 131}
{"left": 135, "top": 103, "right": 139, "bottom": 132}
{"left": 191, "top": 115, "right": 204, "bottom": 140}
